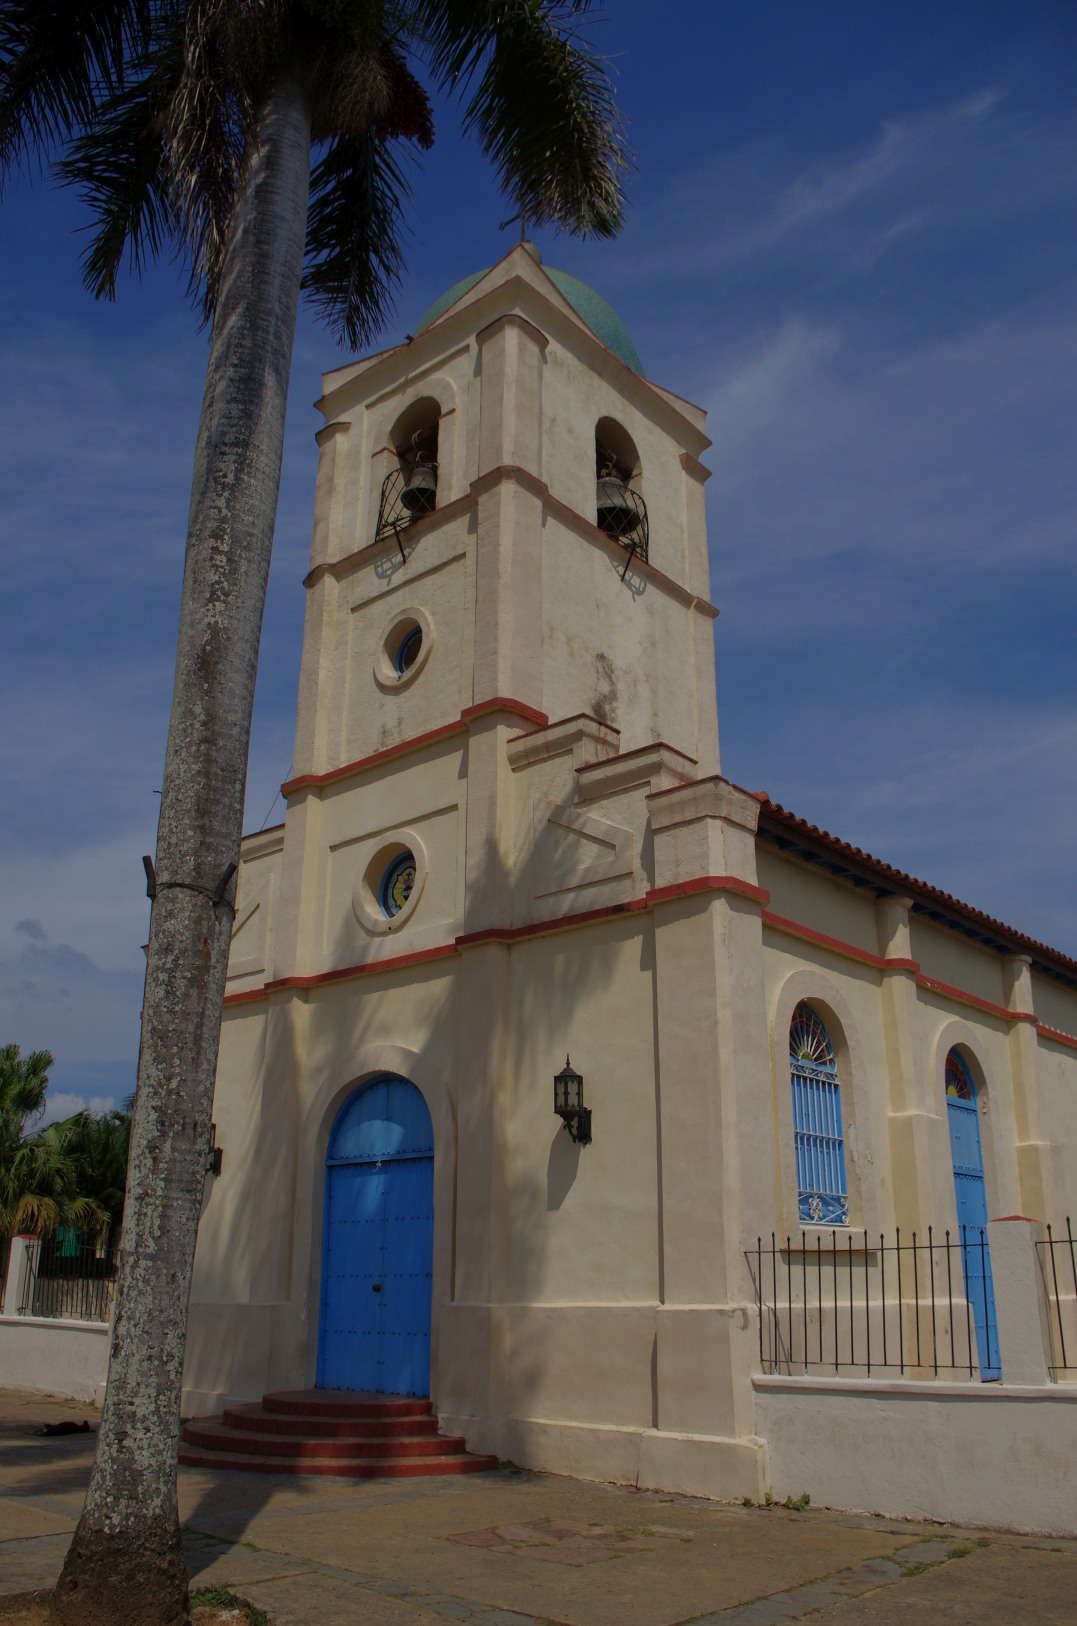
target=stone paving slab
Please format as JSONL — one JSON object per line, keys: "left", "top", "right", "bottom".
{"left": 0, "top": 1531, "right": 72, "bottom": 1597}
{"left": 0, "top": 1496, "right": 77, "bottom": 1540}
{"left": 231, "top": 1570, "right": 452, "bottom": 1625}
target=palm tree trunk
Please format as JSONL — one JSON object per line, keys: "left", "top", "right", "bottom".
{"left": 52, "top": 71, "right": 312, "bottom": 1626}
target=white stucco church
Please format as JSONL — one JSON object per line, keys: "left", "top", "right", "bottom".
{"left": 183, "top": 243, "right": 1077, "bottom": 1528}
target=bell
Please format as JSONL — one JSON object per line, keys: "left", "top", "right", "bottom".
{"left": 401, "top": 461, "right": 437, "bottom": 515}
{"left": 596, "top": 474, "right": 640, "bottom": 538}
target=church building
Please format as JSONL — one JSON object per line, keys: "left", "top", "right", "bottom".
{"left": 183, "top": 244, "right": 1077, "bottom": 1528}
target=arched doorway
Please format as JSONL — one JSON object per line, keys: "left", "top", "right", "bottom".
{"left": 946, "top": 1050, "right": 1000, "bottom": 1380}
{"left": 318, "top": 1075, "right": 434, "bottom": 1396}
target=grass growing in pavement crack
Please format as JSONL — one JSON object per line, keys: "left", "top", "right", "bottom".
{"left": 947, "top": 1539, "right": 991, "bottom": 1560}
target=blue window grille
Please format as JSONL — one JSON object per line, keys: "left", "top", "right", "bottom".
{"left": 790, "top": 1003, "right": 849, "bottom": 1225}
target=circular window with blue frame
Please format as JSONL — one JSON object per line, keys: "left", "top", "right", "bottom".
{"left": 379, "top": 851, "right": 417, "bottom": 918}
{"left": 354, "top": 833, "right": 427, "bottom": 935}
{"left": 374, "top": 608, "right": 433, "bottom": 690}
{"left": 394, "top": 625, "right": 423, "bottom": 674}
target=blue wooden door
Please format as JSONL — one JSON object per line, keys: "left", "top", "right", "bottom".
{"left": 946, "top": 1054, "right": 1000, "bottom": 1380}
{"left": 318, "top": 1077, "right": 434, "bottom": 1395}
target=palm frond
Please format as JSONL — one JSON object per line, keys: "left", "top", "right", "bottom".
{"left": 0, "top": 0, "right": 153, "bottom": 182}
{"left": 0, "top": 1042, "right": 53, "bottom": 1137}
{"left": 303, "top": 125, "right": 412, "bottom": 349}
{"left": 59, "top": 19, "right": 180, "bottom": 299}
{"left": 166, "top": 0, "right": 260, "bottom": 319}
{"left": 9, "top": 1191, "right": 59, "bottom": 1237}
{"left": 414, "top": 0, "right": 628, "bottom": 237}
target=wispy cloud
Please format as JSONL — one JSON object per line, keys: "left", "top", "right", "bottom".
{"left": 39, "top": 1092, "right": 120, "bottom": 1128}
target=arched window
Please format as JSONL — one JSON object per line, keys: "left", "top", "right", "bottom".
{"left": 789, "top": 1003, "right": 848, "bottom": 1225}
{"left": 944, "top": 1047, "right": 1000, "bottom": 1378}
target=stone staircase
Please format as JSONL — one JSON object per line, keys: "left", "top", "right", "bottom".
{"left": 179, "top": 1389, "right": 498, "bottom": 1479}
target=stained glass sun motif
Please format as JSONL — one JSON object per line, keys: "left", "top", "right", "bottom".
{"left": 789, "top": 1003, "right": 836, "bottom": 1070}
{"left": 380, "top": 852, "right": 417, "bottom": 918}
{"left": 946, "top": 1051, "right": 974, "bottom": 1100}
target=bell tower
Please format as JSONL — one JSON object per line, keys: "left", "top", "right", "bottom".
{"left": 200, "top": 244, "right": 768, "bottom": 1502}
{"left": 288, "top": 241, "right": 719, "bottom": 804}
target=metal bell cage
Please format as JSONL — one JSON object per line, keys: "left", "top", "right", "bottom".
{"left": 595, "top": 449, "right": 648, "bottom": 578}
{"left": 376, "top": 430, "right": 439, "bottom": 556}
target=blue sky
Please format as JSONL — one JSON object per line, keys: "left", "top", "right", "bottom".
{"left": 2, "top": 0, "right": 1075, "bottom": 1119}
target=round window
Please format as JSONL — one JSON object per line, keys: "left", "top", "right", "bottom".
{"left": 395, "top": 625, "right": 423, "bottom": 675}
{"left": 373, "top": 607, "right": 433, "bottom": 689}
{"left": 354, "top": 835, "right": 427, "bottom": 935}
{"left": 379, "top": 851, "right": 417, "bottom": 918}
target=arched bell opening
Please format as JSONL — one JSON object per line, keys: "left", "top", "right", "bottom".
{"left": 376, "top": 397, "right": 441, "bottom": 544}
{"left": 594, "top": 417, "right": 648, "bottom": 566}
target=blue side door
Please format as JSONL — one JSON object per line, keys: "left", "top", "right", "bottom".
{"left": 318, "top": 1077, "right": 434, "bottom": 1396}
{"left": 947, "top": 1094, "right": 1001, "bottom": 1380}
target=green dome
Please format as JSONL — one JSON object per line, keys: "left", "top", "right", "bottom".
{"left": 415, "top": 261, "right": 643, "bottom": 375}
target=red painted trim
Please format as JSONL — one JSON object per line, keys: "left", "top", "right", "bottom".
{"left": 281, "top": 700, "right": 547, "bottom": 795}
{"left": 762, "top": 910, "right": 907, "bottom": 972}
{"left": 304, "top": 490, "right": 474, "bottom": 585}
{"left": 460, "top": 697, "right": 548, "bottom": 727}
{"left": 221, "top": 985, "right": 276, "bottom": 1008}
{"left": 456, "top": 896, "right": 649, "bottom": 948}
{"left": 283, "top": 720, "right": 465, "bottom": 795}
{"left": 223, "top": 942, "right": 459, "bottom": 1005}
{"left": 648, "top": 875, "right": 769, "bottom": 907}
{"left": 915, "top": 974, "right": 1035, "bottom": 1024}
{"left": 1036, "top": 1022, "right": 1077, "bottom": 1053}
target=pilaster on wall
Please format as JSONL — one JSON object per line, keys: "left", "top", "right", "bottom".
{"left": 448, "top": 940, "right": 513, "bottom": 1422}
{"left": 473, "top": 315, "right": 549, "bottom": 711}
{"left": 1004, "top": 955, "right": 1065, "bottom": 1222}
{"left": 294, "top": 422, "right": 351, "bottom": 782}
{"left": 649, "top": 777, "right": 769, "bottom": 1443}
{"left": 249, "top": 998, "right": 307, "bottom": 1304}
{"left": 310, "top": 419, "right": 352, "bottom": 569}
{"left": 678, "top": 451, "right": 720, "bottom": 778}
{"left": 476, "top": 314, "right": 547, "bottom": 477}
{"left": 877, "top": 895, "right": 948, "bottom": 1232}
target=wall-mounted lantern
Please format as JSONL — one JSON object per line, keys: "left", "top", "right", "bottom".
{"left": 553, "top": 1056, "right": 591, "bottom": 1145}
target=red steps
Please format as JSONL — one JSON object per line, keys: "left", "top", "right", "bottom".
{"left": 179, "top": 1390, "right": 498, "bottom": 1479}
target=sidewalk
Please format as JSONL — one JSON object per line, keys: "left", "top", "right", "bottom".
{"left": 2, "top": 1389, "right": 1075, "bottom": 1625}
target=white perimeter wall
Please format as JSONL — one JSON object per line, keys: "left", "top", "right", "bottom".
{"left": 755, "top": 1374, "right": 1077, "bottom": 1535}
{"left": 0, "top": 1315, "right": 108, "bottom": 1403}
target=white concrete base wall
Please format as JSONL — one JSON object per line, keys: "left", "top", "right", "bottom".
{"left": 441, "top": 1412, "right": 766, "bottom": 1501}
{"left": 0, "top": 1315, "right": 109, "bottom": 1404}
{"left": 754, "top": 1374, "right": 1077, "bottom": 1535}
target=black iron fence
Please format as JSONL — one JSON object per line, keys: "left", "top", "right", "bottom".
{"left": 748, "top": 1228, "right": 995, "bottom": 1381}
{"left": 1038, "top": 1218, "right": 1077, "bottom": 1379}
{"left": 18, "top": 1232, "right": 119, "bottom": 1324}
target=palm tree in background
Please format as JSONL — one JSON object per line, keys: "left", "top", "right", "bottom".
{"left": 0, "top": 1044, "right": 109, "bottom": 1239}
{"left": 1, "top": 4, "right": 628, "bottom": 1621}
